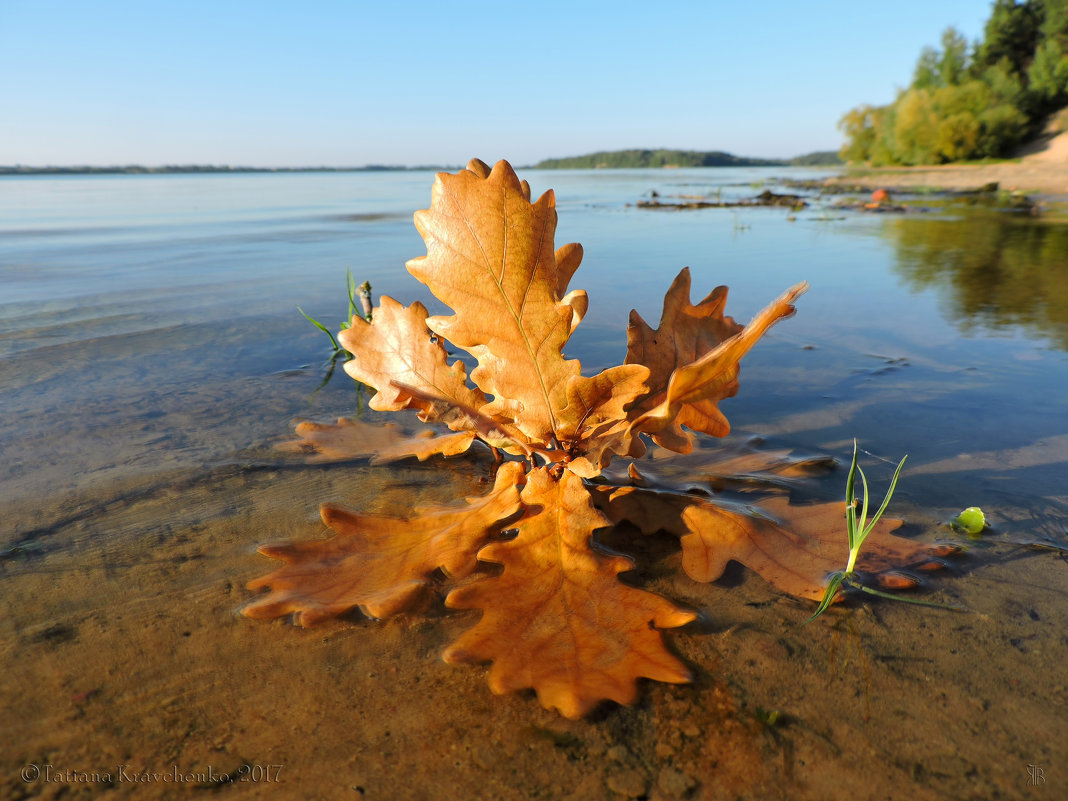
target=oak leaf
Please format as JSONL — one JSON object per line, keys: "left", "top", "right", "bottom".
{"left": 592, "top": 483, "right": 692, "bottom": 538}
{"left": 386, "top": 381, "right": 533, "bottom": 457}
{"left": 250, "top": 158, "right": 953, "bottom": 718}
{"left": 557, "top": 364, "right": 652, "bottom": 477}
{"left": 244, "top": 462, "right": 524, "bottom": 623}
{"left": 406, "top": 159, "right": 583, "bottom": 443}
{"left": 628, "top": 280, "right": 808, "bottom": 452}
{"left": 322, "top": 159, "right": 804, "bottom": 471}
{"left": 600, "top": 485, "right": 939, "bottom": 602}
{"left": 277, "top": 416, "right": 480, "bottom": 464}
{"left": 615, "top": 439, "right": 836, "bottom": 493}
{"left": 442, "top": 468, "right": 695, "bottom": 719}
{"left": 626, "top": 268, "right": 743, "bottom": 403}
{"left": 336, "top": 296, "right": 487, "bottom": 431}
{"left": 678, "top": 495, "right": 906, "bottom": 599}
{"left": 371, "top": 428, "right": 479, "bottom": 463}
{"left": 275, "top": 417, "right": 408, "bottom": 462}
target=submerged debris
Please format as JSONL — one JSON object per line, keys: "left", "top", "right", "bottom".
{"left": 636, "top": 189, "right": 808, "bottom": 210}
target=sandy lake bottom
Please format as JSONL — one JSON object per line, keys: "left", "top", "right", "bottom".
{"left": 2, "top": 170, "right": 1068, "bottom": 800}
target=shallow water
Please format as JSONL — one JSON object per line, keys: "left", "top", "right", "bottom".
{"left": 2, "top": 168, "right": 1067, "bottom": 799}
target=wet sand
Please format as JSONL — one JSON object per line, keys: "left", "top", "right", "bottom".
{"left": 4, "top": 431, "right": 1067, "bottom": 800}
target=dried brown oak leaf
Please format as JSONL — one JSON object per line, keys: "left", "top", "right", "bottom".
{"left": 443, "top": 467, "right": 695, "bottom": 719}
{"left": 243, "top": 462, "right": 524, "bottom": 623}
{"left": 276, "top": 417, "right": 408, "bottom": 462}
{"left": 250, "top": 158, "right": 885, "bottom": 718}
{"left": 599, "top": 484, "right": 936, "bottom": 602}
{"left": 287, "top": 159, "right": 804, "bottom": 476}
{"left": 406, "top": 159, "right": 586, "bottom": 444}
{"left": 680, "top": 495, "right": 908, "bottom": 600}
{"left": 627, "top": 280, "right": 808, "bottom": 453}
{"left": 277, "top": 416, "right": 478, "bottom": 464}
{"left": 336, "top": 295, "right": 488, "bottom": 428}
{"left": 626, "top": 268, "right": 743, "bottom": 409}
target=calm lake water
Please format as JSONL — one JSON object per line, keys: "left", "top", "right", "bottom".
{"left": 2, "top": 168, "right": 1067, "bottom": 799}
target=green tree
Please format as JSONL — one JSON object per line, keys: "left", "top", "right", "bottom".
{"left": 912, "top": 46, "right": 942, "bottom": 89}
{"left": 975, "top": 0, "right": 1040, "bottom": 76}
{"left": 937, "top": 28, "right": 972, "bottom": 86}
{"left": 838, "top": 105, "right": 879, "bottom": 162}
{"left": 839, "top": 1, "right": 1068, "bottom": 164}
{"left": 893, "top": 88, "right": 940, "bottom": 163}
{"left": 1028, "top": 38, "right": 1068, "bottom": 108}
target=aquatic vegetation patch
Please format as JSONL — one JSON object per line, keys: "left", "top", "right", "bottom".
{"left": 246, "top": 159, "right": 950, "bottom": 718}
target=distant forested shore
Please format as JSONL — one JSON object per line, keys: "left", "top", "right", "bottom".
{"left": 2, "top": 150, "right": 841, "bottom": 176}
{"left": 0, "top": 164, "right": 450, "bottom": 176}
{"left": 532, "top": 149, "right": 841, "bottom": 169}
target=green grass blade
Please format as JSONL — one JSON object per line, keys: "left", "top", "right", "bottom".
{"left": 845, "top": 440, "right": 859, "bottom": 549}
{"left": 346, "top": 268, "right": 358, "bottom": 321}
{"left": 863, "top": 454, "right": 908, "bottom": 539}
{"left": 805, "top": 572, "right": 846, "bottom": 624}
{"left": 856, "top": 463, "right": 870, "bottom": 546}
{"left": 853, "top": 582, "right": 962, "bottom": 611}
{"left": 297, "top": 306, "right": 341, "bottom": 352}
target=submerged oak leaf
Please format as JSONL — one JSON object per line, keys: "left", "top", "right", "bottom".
{"left": 276, "top": 417, "right": 409, "bottom": 463}
{"left": 443, "top": 468, "right": 695, "bottom": 719}
{"left": 601, "top": 483, "right": 936, "bottom": 602}
{"left": 406, "top": 159, "right": 584, "bottom": 443}
{"left": 244, "top": 462, "right": 524, "bottom": 624}
{"left": 592, "top": 484, "right": 692, "bottom": 539}
{"left": 678, "top": 495, "right": 914, "bottom": 600}
{"left": 371, "top": 428, "right": 479, "bottom": 463}
{"left": 278, "top": 416, "right": 481, "bottom": 465}
{"left": 619, "top": 438, "right": 836, "bottom": 493}
{"left": 674, "top": 443, "right": 837, "bottom": 487}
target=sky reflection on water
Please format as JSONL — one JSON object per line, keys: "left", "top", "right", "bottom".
{"left": 2, "top": 168, "right": 1067, "bottom": 519}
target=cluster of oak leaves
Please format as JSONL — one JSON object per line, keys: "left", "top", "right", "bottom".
{"left": 243, "top": 159, "right": 940, "bottom": 719}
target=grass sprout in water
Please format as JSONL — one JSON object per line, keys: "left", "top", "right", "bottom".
{"left": 807, "top": 440, "right": 959, "bottom": 623}
{"left": 298, "top": 269, "right": 373, "bottom": 362}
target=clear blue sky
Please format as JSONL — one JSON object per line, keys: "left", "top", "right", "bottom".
{"left": 0, "top": 0, "right": 995, "bottom": 167}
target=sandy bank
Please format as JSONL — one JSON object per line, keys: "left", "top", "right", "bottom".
{"left": 825, "top": 129, "right": 1068, "bottom": 196}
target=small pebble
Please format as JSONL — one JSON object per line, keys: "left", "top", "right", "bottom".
{"left": 658, "top": 766, "right": 696, "bottom": 796}
{"left": 607, "top": 768, "right": 647, "bottom": 798}
{"left": 915, "top": 559, "right": 947, "bottom": 572}
{"left": 654, "top": 742, "right": 675, "bottom": 759}
{"left": 876, "top": 571, "right": 920, "bottom": 590}
{"left": 472, "top": 748, "right": 496, "bottom": 770}
{"left": 929, "top": 542, "right": 964, "bottom": 558}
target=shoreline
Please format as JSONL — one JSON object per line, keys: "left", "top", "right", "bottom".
{"left": 825, "top": 162, "right": 1068, "bottom": 196}
{"left": 823, "top": 131, "right": 1068, "bottom": 197}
